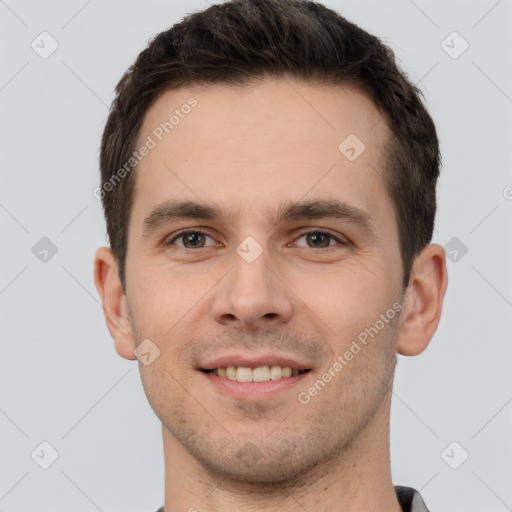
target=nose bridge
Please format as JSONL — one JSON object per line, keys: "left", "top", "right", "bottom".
{"left": 212, "top": 239, "right": 293, "bottom": 328}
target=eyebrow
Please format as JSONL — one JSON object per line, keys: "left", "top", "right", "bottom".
{"left": 142, "top": 198, "right": 380, "bottom": 240}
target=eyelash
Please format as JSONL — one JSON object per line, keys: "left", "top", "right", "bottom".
{"left": 165, "top": 229, "right": 347, "bottom": 252}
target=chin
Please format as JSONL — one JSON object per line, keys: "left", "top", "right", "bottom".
{"left": 187, "top": 434, "right": 330, "bottom": 487}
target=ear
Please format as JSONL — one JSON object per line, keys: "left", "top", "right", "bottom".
{"left": 94, "top": 247, "right": 137, "bottom": 360}
{"left": 396, "top": 243, "right": 449, "bottom": 356}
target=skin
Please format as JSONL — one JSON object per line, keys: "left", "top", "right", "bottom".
{"left": 94, "top": 77, "right": 448, "bottom": 511}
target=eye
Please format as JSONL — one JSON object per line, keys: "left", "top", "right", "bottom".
{"left": 163, "top": 229, "right": 346, "bottom": 252}
{"left": 293, "top": 230, "right": 346, "bottom": 250}
{"left": 165, "top": 230, "right": 217, "bottom": 249}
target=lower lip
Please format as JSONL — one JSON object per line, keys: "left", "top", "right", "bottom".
{"left": 200, "top": 371, "right": 311, "bottom": 401}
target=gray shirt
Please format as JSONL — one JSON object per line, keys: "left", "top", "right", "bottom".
{"left": 395, "top": 486, "right": 430, "bottom": 511}
{"left": 155, "top": 485, "right": 430, "bottom": 511}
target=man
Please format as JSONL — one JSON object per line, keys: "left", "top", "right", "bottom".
{"left": 94, "top": 1, "right": 448, "bottom": 510}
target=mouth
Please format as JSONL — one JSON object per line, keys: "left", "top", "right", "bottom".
{"left": 201, "top": 365, "right": 312, "bottom": 383}
{"left": 199, "top": 358, "right": 313, "bottom": 401}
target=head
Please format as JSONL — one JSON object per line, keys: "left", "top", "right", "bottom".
{"left": 95, "top": 0, "right": 447, "bottom": 489}
{"left": 98, "top": 0, "right": 440, "bottom": 294}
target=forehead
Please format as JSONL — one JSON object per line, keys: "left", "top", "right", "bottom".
{"left": 131, "top": 78, "right": 393, "bottom": 233}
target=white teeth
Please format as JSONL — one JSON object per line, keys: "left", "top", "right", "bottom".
{"left": 270, "top": 365, "right": 282, "bottom": 380}
{"left": 236, "top": 366, "right": 253, "bottom": 382}
{"left": 252, "top": 365, "right": 270, "bottom": 382}
{"left": 226, "top": 366, "right": 237, "bottom": 380}
{"left": 209, "top": 364, "right": 308, "bottom": 382}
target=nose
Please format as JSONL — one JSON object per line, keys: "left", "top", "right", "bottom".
{"left": 211, "top": 247, "right": 294, "bottom": 330}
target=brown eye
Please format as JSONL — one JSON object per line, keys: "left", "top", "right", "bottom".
{"left": 295, "top": 231, "right": 343, "bottom": 250}
{"left": 305, "top": 232, "right": 332, "bottom": 248}
{"left": 167, "top": 231, "right": 215, "bottom": 249}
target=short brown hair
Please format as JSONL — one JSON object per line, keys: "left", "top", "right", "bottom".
{"left": 99, "top": 0, "right": 441, "bottom": 292}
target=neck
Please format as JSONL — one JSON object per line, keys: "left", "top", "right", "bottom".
{"left": 161, "top": 392, "right": 402, "bottom": 512}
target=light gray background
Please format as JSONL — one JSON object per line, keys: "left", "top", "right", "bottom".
{"left": 1, "top": 1, "right": 511, "bottom": 511}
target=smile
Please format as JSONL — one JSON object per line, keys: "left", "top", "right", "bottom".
{"left": 203, "top": 365, "right": 311, "bottom": 382}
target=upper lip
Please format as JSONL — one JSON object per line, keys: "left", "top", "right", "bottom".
{"left": 199, "top": 353, "right": 312, "bottom": 371}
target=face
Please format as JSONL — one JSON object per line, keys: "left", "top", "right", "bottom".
{"left": 122, "top": 78, "right": 406, "bottom": 483}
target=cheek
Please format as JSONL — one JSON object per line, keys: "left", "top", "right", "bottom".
{"left": 127, "top": 261, "right": 210, "bottom": 337}
{"left": 293, "top": 256, "right": 393, "bottom": 334}
{"left": 138, "top": 361, "right": 192, "bottom": 429}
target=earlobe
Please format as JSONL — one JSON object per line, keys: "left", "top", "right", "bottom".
{"left": 396, "top": 243, "right": 449, "bottom": 356}
{"left": 93, "top": 247, "right": 137, "bottom": 361}
{"left": 113, "top": 329, "right": 138, "bottom": 360}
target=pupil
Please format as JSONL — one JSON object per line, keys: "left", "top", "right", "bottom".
{"left": 308, "top": 233, "right": 328, "bottom": 247}
{"left": 186, "top": 233, "right": 204, "bottom": 248}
